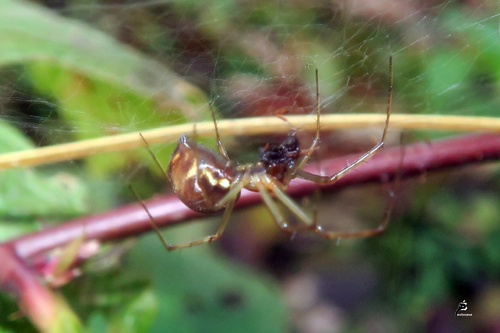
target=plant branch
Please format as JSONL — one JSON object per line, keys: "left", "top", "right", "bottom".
{"left": 0, "top": 114, "right": 498, "bottom": 170}
{"left": 4, "top": 133, "right": 499, "bottom": 261}
{"left": 0, "top": 246, "right": 81, "bottom": 332}
{"left": 0, "top": 133, "right": 498, "bottom": 330}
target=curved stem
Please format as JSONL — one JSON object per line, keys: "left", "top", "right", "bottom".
{"left": 0, "top": 246, "right": 81, "bottom": 332}
{"left": 4, "top": 133, "right": 499, "bottom": 260}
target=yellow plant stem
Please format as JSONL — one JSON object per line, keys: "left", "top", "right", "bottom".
{"left": 0, "top": 114, "right": 499, "bottom": 170}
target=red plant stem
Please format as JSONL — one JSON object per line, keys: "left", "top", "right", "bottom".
{"left": 4, "top": 133, "right": 500, "bottom": 261}
{"left": 0, "top": 246, "right": 59, "bottom": 332}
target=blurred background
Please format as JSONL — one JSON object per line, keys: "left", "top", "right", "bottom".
{"left": 0, "top": 0, "right": 499, "bottom": 332}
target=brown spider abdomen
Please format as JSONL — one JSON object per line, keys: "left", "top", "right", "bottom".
{"left": 168, "top": 135, "right": 238, "bottom": 213}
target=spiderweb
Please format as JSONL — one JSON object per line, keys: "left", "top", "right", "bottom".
{"left": 0, "top": 1, "right": 499, "bottom": 332}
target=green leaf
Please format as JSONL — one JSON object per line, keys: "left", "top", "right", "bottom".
{"left": 0, "top": 0, "right": 208, "bottom": 116}
{"left": 0, "top": 0, "right": 211, "bottom": 175}
{"left": 128, "top": 234, "right": 288, "bottom": 333}
{"left": 425, "top": 48, "right": 470, "bottom": 114}
{"left": 443, "top": 10, "right": 500, "bottom": 74}
{"left": 108, "top": 289, "right": 158, "bottom": 333}
{"left": 422, "top": 10, "right": 500, "bottom": 117}
{"left": 0, "top": 121, "right": 87, "bottom": 220}
{"left": 0, "top": 222, "right": 38, "bottom": 242}
{"left": 50, "top": 298, "right": 85, "bottom": 333}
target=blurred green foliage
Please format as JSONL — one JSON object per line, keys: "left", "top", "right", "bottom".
{"left": 0, "top": 121, "right": 87, "bottom": 236}
{"left": 0, "top": 0, "right": 498, "bottom": 332}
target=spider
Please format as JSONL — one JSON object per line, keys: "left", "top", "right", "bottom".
{"left": 136, "top": 57, "right": 393, "bottom": 251}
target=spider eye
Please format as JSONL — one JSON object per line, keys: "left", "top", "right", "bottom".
{"left": 282, "top": 132, "right": 300, "bottom": 157}
{"left": 260, "top": 148, "right": 281, "bottom": 166}
{"left": 284, "top": 132, "right": 298, "bottom": 145}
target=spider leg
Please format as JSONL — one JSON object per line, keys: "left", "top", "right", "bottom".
{"left": 261, "top": 174, "right": 313, "bottom": 227}
{"left": 129, "top": 185, "right": 177, "bottom": 251}
{"left": 256, "top": 172, "right": 395, "bottom": 240}
{"left": 164, "top": 173, "right": 252, "bottom": 249}
{"left": 130, "top": 182, "right": 240, "bottom": 251}
{"left": 265, "top": 57, "right": 394, "bottom": 240}
{"left": 295, "top": 56, "right": 393, "bottom": 186}
{"left": 254, "top": 175, "right": 301, "bottom": 233}
{"left": 254, "top": 174, "right": 314, "bottom": 233}
{"left": 295, "top": 141, "right": 383, "bottom": 184}
{"left": 290, "top": 68, "right": 322, "bottom": 179}
{"left": 139, "top": 133, "right": 170, "bottom": 181}
{"left": 153, "top": 172, "right": 249, "bottom": 250}
{"left": 308, "top": 188, "right": 396, "bottom": 240}
{"left": 305, "top": 127, "right": 403, "bottom": 241}
{"left": 131, "top": 165, "right": 249, "bottom": 251}
{"left": 210, "top": 101, "right": 230, "bottom": 160}
{"left": 168, "top": 197, "right": 238, "bottom": 250}
{"left": 215, "top": 172, "right": 250, "bottom": 209}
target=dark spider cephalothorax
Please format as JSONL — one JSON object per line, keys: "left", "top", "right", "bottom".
{"left": 259, "top": 132, "right": 301, "bottom": 185}
{"left": 137, "top": 57, "right": 393, "bottom": 250}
